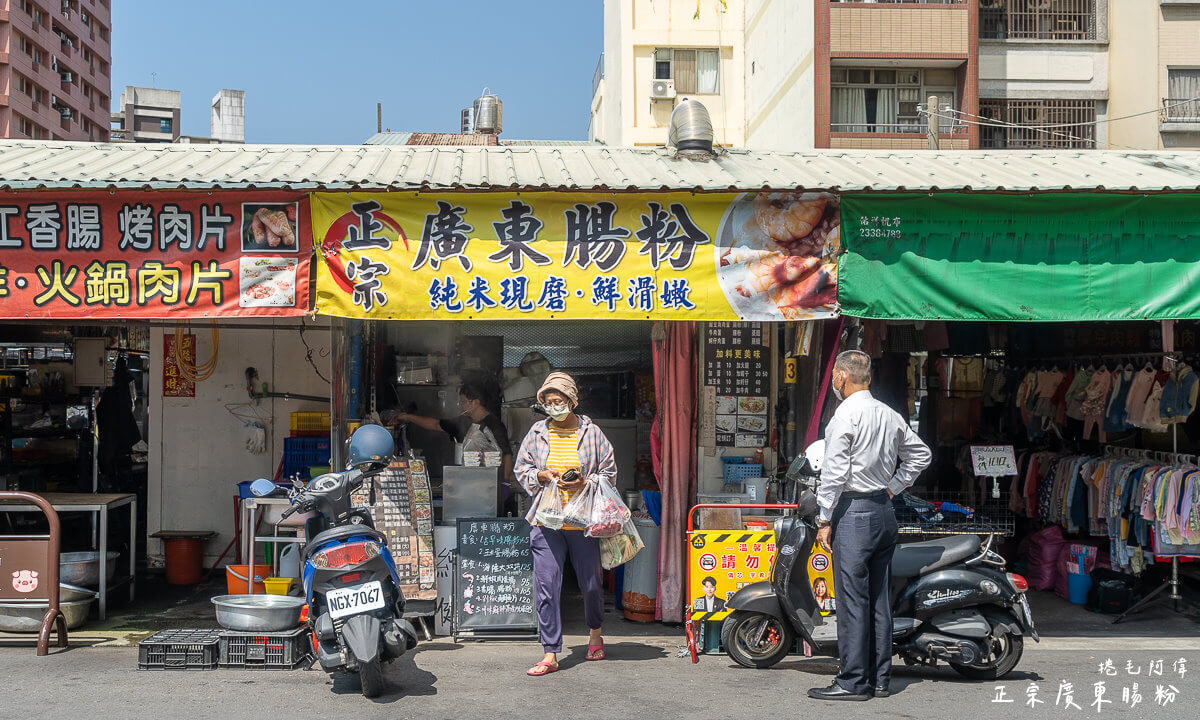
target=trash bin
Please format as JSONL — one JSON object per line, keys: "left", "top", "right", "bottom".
{"left": 622, "top": 513, "right": 659, "bottom": 622}
{"left": 1068, "top": 572, "right": 1093, "bottom": 605}
{"left": 151, "top": 531, "right": 215, "bottom": 585}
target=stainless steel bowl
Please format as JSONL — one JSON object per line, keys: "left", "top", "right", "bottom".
{"left": 211, "top": 594, "right": 306, "bottom": 632}
{"left": 59, "top": 551, "right": 120, "bottom": 587}
{"left": 0, "top": 584, "right": 97, "bottom": 632}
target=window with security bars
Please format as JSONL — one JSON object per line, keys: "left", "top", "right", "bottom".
{"left": 980, "top": 0, "right": 1096, "bottom": 41}
{"left": 978, "top": 99, "right": 1096, "bottom": 149}
{"left": 1164, "top": 69, "right": 1200, "bottom": 123}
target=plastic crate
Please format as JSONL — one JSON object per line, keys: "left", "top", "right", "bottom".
{"left": 290, "top": 411, "right": 331, "bottom": 433}
{"left": 219, "top": 627, "right": 311, "bottom": 669}
{"left": 723, "top": 462, "right": 764, "bottom": 486}
{"left": 138, "top": 629, "right": 221, "bottom": 670}
{"left": 282, "top": 437, "right": 332, "bottom": 480}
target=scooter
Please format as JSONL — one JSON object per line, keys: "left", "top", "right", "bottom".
{"left": 720, "top": 442, "right": 1038, "bottom": 680}
{"left": 249, "top": 424, "right": 418, "bottom": 698}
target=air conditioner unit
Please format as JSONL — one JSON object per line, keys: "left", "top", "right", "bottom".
{"left": 80, "top": 10, "right": 88, "bottom": 23}
{"left": 60, "top": 71, "right": 73, "bottom": 83}
{"left": 51, "top": 57, "right": 59, "bottom": 71}
{"left": 60, "top": 107, "right": 72, "bottom": 120}
{"left": 650, "top": 78, "right": 676, "bottom": 100}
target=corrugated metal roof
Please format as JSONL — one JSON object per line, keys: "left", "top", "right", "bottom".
{"left": 405, "top": 132, "right": 499, "bottom": 146}
{"left": 1, "top": 140, "right": 1198, "bottom": 193}
{"left": 362, "top": 132, "right": 412, "bottom": 146}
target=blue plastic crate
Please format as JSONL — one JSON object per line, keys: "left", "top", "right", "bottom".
{"left": 283, "top": 437, "right": 331, "bottom": 479}
{"left": 723, "top": 463, "right": 764, "bottom": 486}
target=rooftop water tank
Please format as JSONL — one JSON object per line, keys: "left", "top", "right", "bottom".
{"left": 473, "top": 89, "right": 502, "bottom": 135}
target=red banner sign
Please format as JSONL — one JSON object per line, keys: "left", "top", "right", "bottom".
{"left": 0, "top": 191, "right": 311, "bottom": 318}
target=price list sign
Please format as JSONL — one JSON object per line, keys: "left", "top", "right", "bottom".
{"left": 705, "top": 322, "right": 770, "bottom": 448}
{"left": 351, "top": 458, "right": 436, "bottom": 600}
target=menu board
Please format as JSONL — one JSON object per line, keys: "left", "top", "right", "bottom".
{"left": 704, "top": 322, "right": 769, "bottom": 448}
{"left": 351, "top": 457, "right": 436, "bottom": 600}
{"left": 453, "top": 517, "right": 536, "bottom": 640}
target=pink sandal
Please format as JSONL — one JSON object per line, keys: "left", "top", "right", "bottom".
{"left": 586, "top": 640, "right": 605, "bottom": 661}
{"left": 527, "top": 661, "right": 558, "bottom": 676}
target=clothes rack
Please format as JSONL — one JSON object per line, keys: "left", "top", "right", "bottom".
{"left": 1111, "top": 425, "right": 1200, "bottom": 624}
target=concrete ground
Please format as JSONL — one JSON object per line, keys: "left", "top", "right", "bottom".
{"left": 1, "top": 579, "right": 1198, "bottom": 719}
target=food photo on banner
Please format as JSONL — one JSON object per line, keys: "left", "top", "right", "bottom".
{"left": 0, "top": 191, "right": 312, "bottom": 318}
{"left": 309, "top": 192, "right": 840, "bottom": 322}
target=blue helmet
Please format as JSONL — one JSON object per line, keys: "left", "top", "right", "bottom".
{"left": 347, "top": 424, "right": 395, "bottom": 470}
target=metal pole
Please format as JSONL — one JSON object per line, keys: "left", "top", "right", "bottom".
{"left": 927, "top": 95, "right": 940, "bottom": 150}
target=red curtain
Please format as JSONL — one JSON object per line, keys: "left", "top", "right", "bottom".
{"left": 651, "top": 321, "right": 697, "bottom": 622}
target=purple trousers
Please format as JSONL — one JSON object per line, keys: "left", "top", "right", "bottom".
{"left": 530, "top": 526, "right": 605, "bottom": 653}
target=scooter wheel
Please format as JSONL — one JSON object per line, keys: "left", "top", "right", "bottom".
{"left": 721, "top": 611, "right": 794, "bottom": 669}
{"left": 359, "top": 657, "right": 386, "bottom": 698}
{"left": 949, "top": 633, "right": 1024, "bottom": 681}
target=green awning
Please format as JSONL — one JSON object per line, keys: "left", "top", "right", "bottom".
{"left": 838, "top": 193, "right": 1200, "bottom": 322}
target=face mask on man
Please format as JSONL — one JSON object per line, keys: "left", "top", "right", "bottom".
{"left": 831, "top": 372, "right": 845, "bottom": 402}
{"left": 544, "top": 402, "right": 571, "bottom": 421}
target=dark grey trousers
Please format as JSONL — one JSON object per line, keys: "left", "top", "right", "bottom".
{"left": 831, "top": 492, "right": 898, "bottom": 694}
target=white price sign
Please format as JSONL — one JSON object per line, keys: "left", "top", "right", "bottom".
{"left": 970, "top": 445, "right": 1017, "bottom": 477}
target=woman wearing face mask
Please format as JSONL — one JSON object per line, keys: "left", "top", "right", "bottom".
{"left": 514, "top": 371, "right": 617, "bottom": 677}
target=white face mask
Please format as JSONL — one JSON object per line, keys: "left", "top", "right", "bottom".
{"left": 831, "top": 373, "right": 844, "bottom": 402}
{"left": 544, "top": 403, "right": 571, "bottom": 421}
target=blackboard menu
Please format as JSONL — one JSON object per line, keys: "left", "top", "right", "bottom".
{"left": 704, "top": 322, "right": 769, "bottom": 448}
{"left": 351, "top": 458, "right": 436, "bottom": 600}
{"left": 453, "top": 517, "right": 536, "bottom": 640}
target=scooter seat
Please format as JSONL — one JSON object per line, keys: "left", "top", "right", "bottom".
{"left": 890, "top": 535, "right": 980, "bottom": 578}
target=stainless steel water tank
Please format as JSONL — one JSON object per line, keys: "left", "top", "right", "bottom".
{"left": 473, "top": 91, "right": 503, "bottom": 134}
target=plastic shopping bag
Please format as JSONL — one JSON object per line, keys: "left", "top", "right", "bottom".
{"left": 561, "top": 479, "right": 599, "bottom": 529}
{"left": 599, "top": 517, "right": 644, "bottom": 570}
{"left": 530, "top": 478, "right": 565, "bottom": 530}
{"left": 585, "top": 479, "right": 632, "bottom": 538}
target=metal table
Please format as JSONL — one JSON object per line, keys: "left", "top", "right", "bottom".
{"left": 239, "top": 496, "right": 304, "bottom": 595}
{"left": 0, "top": 492, "right": 136, "bottom": 620}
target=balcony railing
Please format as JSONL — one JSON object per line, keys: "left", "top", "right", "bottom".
{"left": 831, "top": 122, "right": 966, "bottom": 134}
{"left": 978, "top": 99, "right": 1096, "bottom": 148}
{"left": 980, "top": 0, "right": 1096, "bottom": 41}
{"left": 1162, "top": 98, "right": 1200, "bottom": 123}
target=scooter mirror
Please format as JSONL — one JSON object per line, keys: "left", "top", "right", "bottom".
{"left": 249, "top": 478, "right": 277, "bottom": 497}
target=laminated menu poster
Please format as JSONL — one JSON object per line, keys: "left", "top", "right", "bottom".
{"left": 704, "top": 322, "right": 770, "bottom": 448}
{"left": 453, "top": 517, "right": 536, "bottom": 640}
{"left": 350, "top": 457, "right": 436, "bottom": 600}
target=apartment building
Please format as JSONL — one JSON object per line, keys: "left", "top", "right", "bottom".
{"left": 1109, "top": 1, "right": 1200, "bottom": 150}
{"left": 590, "top": 0, "right": 746, "bottom": 147}
{"left": 596, "top": 0, "right": 1123, "bottom": 151}
{"left": 111, "top": 87, "right": 245, "bottom": 144}
{"left": 1, "top": 0, "right": 112, "bottom": 141}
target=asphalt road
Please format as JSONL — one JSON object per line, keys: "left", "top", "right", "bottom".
{"left": 2, "top": 624, "right": 1196, "bottom": 719}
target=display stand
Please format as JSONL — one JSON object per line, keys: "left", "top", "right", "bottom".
{"left": 1112, "top": 425, "right": 1200, "bottom": 624}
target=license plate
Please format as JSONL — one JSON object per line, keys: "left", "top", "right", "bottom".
{"left": 326, "top": 581, "right": 385, "bottom": 620}
{"left": 1018, "top": 594, "right": 1038, "bottom": 639}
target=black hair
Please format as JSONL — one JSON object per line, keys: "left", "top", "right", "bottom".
{"left": 702, "top": 576, "right": 717, "bottom": 587}
{"left": 459, "top": 383, "right": 485, "bottom": 403}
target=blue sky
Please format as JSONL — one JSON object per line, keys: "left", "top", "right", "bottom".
{"left": 111, "top": 1, "right": 602, "bottom": 144}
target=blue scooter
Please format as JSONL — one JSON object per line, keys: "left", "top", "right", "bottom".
{"left": 250, "top": 425, "right": 418, "bottom": 698}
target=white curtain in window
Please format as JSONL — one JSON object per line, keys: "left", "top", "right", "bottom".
{"left": 696, "top": 50, "right": 719, "bottom": 94}
{"left": 874, "top": 88, "right": 898, "bottom": 128}
{"left": 832, "top": 88, "right": 868, "bottom": 131}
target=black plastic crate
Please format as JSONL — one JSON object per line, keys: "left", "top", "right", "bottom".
{"left": 219, "top": 627, "right": 311, "bottom": 669}
{"left": 138, "top": 629, "right": 222, "bottom": 670}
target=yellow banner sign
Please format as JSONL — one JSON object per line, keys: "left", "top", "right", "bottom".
{"left": 311, "top": 192, "right": 840, "bottom": 321}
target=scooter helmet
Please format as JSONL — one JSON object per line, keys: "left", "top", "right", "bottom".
{"left": 347, "top": 424, "right": 395, "bottom": 471}
{"left": 803, "top": 439, "right": 826, "bottom": 473}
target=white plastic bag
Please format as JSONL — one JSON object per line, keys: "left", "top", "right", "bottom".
{"left": 561, "top": 479, "right": 599, "bottom": 529}
{"left": 599, "top": 517, "right": 644, "bottom": 569}
{"left": 585, "top": 479, "right": 632, "bottom": 539}
{"left": 530, "top": 477, "right": 565, "bottom": 530}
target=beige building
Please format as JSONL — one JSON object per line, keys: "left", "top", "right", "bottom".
{"left": 1110, "top": 1, "right": 1200, "bottom": 150}
{"left": 595, "top": 1, "right": 1187, "bottom": 152}
{"left": 590, "top": 0, "right": 746, "bottom": 147}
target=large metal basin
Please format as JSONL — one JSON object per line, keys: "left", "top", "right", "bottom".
{"left": 59, "top": 551, "right": 120, "bottom": 587}
{"left": 211, "top": 594, "right": 306, "bottom": 632}
{"left": 0, "top": 584, "right": 97, "bottom": 632}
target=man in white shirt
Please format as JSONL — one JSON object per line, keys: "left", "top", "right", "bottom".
{"left": 808, "top": 351, "right": 931, "bottom": 702}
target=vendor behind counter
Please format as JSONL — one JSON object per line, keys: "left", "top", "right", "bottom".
{"left": 385, "top": 382, "right": 517, "bottom": 511}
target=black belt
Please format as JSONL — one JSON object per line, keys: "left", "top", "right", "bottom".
{"left": 841, "top": 490, "right": 888, "bottom": 500}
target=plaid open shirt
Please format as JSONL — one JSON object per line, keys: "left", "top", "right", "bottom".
{"left": 514, "top": 414, "right": 617, "bottom": 499}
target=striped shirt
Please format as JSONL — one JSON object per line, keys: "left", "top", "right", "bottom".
{"left": 545, "top": 426, "right": 582, "bottom": 504}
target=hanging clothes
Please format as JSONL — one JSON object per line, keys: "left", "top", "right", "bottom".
{"left": 1160, "top": 362, "right": 1199, "bottom": 424}
{"left": 1104, "top": 366, "right": 1135, "bottom": 433}
{"left": 1080, "top": 370, "right": 1112, "bottom": 442}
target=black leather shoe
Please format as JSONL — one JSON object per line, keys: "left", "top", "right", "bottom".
{"left": 873, "top": 684, "right": 890, "bottom": 698}
{"left": 807, "top": 683, "right": 870, "bottom": 701}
